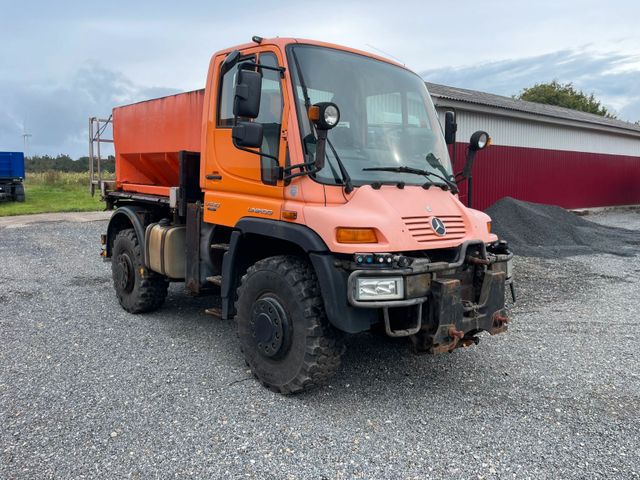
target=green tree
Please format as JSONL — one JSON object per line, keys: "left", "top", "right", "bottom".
{"left": 516, "top": 80, "right": 616, "bottom": 118}
{"left": 25, "top": 154, "right": 115, "bottom": 173}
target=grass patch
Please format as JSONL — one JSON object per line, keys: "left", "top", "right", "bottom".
{"left": 0, "top": 171, "right": 108, "bottom": 217}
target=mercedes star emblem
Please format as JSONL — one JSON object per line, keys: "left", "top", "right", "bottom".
{"left": 431, "top": 217, "right": 446, "bottom": 236}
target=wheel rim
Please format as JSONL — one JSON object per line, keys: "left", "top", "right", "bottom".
{"left": 251, "top": 296, "right": 289, "bottom": 358}
{"left": 115, "top": 253, "right": 135, "bottom": 293}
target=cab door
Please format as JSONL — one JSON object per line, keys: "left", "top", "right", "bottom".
{"left": 203, "top": 47, "right": 288, "bottom": 227}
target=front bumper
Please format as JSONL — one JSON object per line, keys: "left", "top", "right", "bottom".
{"left": 345, "top": 240, "right": 512, "bottom": 353}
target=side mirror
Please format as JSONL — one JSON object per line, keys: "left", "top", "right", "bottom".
{"left": 233, "top": 68, "right": 262, "bottom": 119}
{"left": 444, "top": 111, "right": 457, "bottom": 145}
{"left": 232, "top": 122, "right": 263, "bottom": 149}
{"left": 462, "top": 130, "right": 491, "bottom": 179}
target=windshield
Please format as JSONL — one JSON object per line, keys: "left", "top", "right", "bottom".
{"left": 288, "top": 45, "right": 452, "bottom": 187}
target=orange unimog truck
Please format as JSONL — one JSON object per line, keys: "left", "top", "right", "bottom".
{"left": 93, "top": 37, "right": 514, "bottom": 394}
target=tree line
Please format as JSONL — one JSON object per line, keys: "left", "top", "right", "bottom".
{"left": 26, "top": 154, "right": 115, "bottom": 173}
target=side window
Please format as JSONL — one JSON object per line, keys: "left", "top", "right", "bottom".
{"left": 217, "top": 55, "right": 255, "bottom": 127}
{"left": 256, "top": 53, "right": 283, "bottom": 159}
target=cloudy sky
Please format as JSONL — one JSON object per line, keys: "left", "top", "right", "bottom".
{"left": 1, "top": 0, "right": 639, "bottom": 158}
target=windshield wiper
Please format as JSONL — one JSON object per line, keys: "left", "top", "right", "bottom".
{"left": 326, "top": 138, "right": 354, "bottom": 193}
{"left": 425, "top": 153, "right": 455, "bottom": 182}
{"left": 362, "top": 165, "right": 458, "bottom": 194}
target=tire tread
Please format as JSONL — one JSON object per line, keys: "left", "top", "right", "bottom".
{"left": 235, "top": 255, "right": 344, "bottom": 394}
{"left": 112, "top": 228, "right": 168, "bottom": 313}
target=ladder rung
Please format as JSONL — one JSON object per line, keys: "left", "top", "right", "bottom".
{"left": 210, "top": 243, "right": 230, "bottom": 251}
{"left": 206, "top": 275, "right": 223, "bottom": 286}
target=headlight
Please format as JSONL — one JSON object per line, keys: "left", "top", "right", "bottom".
{"left": 323, "top": 104, "right": 339, "bottom": 127}
{"left": 506, "top": 258, "right": 513, "bottom": 279}
{"left": 469, "top": 130, "right": 491, "bottom": 151}
{"left": 355, "top": 277, "right": 404, "bottom": 301}
{"left": 308, "top": 102, "right": 341, "bottom": 130}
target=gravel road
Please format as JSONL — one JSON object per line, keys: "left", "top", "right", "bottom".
{"left": 1, "top": 212, "right": 639, "bottom": 479}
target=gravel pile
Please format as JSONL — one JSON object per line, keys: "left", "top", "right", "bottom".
{"left": 486, "top": 197, "right": 640, "bottom": 258}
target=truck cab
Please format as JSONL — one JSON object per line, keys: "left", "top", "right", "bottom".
{"left": 97, "top": 38, "right": 513, "bottom": 394}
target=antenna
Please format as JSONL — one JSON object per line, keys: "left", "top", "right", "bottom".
{"left": 365, "top": 43, "right": 405, "bottom": 66}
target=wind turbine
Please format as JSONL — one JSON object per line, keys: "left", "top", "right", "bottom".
{"left": 22, "top": 120, "right": 32, "bottom": 158}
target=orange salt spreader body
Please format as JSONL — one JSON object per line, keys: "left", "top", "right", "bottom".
{"left": 96, "top": 37, "right": 514, "bottom": 394}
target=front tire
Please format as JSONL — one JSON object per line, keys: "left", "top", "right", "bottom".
{"left": 235, "top": 255, "right": 344, "bottom": 394}
{"left": 111, "top": 228, "right": 168, "bottom": 313}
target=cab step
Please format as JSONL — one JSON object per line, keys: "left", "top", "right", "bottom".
{"left": 210, "top": 243, "right": 229, "bottom": 251}
{"left": 206, "top": 275, "right": 223, "bottom": 287}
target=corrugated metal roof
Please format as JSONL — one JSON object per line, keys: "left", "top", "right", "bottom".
{"left": 426, "top": 82, "right": 640, "bottom": 134}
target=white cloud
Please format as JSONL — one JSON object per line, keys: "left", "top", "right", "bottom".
{"left": 0, "top": 63, "right": 178, "bottom": 157}
{"left": 2, "top": 0, "right": 640, "bottom": 155}
{"left": 422, "top": 48, "right": 640, "bottom": 123}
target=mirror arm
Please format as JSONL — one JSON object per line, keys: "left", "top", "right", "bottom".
{"left": 284, "top": 168, "right": 319, "bottom": 181}
{"left": 233, "top": 144, "right": 278, "bottom": 162}
{"left": 283, "top": 161, "right": 316, "bottom": 173}
{"left": 462, "top": 149, "right": 477, "bottom": 179}
{"left": 283, "top": 161, "right": 318, "bottom": 181}
{"left": 314, "top": 130, "right": 328, "bottom": 170}
{"left": 460, "top": 147, "right": 477, "bottom": 208}
{"left": 453, "top": 172, "right": 466, "bottom": 184}
{"left": 233, "top": 145, "right": 284, "bottom": 182}
{"left": 239, "top": 61, "right": 286, "bottom": 78}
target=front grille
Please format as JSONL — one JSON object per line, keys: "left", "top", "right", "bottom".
{"left": 402, "top": 215, "right": 466, "bottom": 243}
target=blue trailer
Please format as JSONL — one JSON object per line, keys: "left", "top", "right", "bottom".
{"left": 0, "top": 152, "right": 26, "bottom": 202}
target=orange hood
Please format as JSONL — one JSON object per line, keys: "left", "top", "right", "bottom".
{"left": 302, "top": 185, "right": 496, "bottom": 254}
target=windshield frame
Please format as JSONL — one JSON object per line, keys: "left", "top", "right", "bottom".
{"left": 285, "top": 43, "right": 452, "bottom": 188}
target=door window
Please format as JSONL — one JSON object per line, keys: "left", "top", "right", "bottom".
{"left": 215, "top": 51, "right": 284, "bottom": 185}
{"left": 217, "top": 52, "right": 283, "bottom": 160}
{"left": 255, "top": 53, "right": 283, "bottom": 159}
{"left": 217, "top": 55, "right": 255, "bottom": 127}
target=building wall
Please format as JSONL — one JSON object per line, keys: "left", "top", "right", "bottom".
{"left": 435, "top": 107, "right": 640, "bottom": 210}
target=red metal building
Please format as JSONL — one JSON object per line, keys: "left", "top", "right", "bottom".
{"left": 428, "top": 83, "right": 640, "bottom": 210}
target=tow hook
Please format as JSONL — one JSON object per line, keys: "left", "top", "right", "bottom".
{"left": 493, "top": 313, "right": 510, "bottom": 328}
{"left": 460, "top": 337, "right": 480, "bottom": 348}
{"left": 448, "top": 326, "right": 464, "bottom": 340}
{"left": 466, "top": 255, "right": 491, "bottom": 266}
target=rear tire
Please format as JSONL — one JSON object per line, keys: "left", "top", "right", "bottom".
{"left": 14, "top": 184, "right": 25, "bottom": 202}
{"left": 112, "top": 228, "right": 168, "bottom": 313}
{"left": 235, "top": 255, "right": 344, "bottom": 394}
